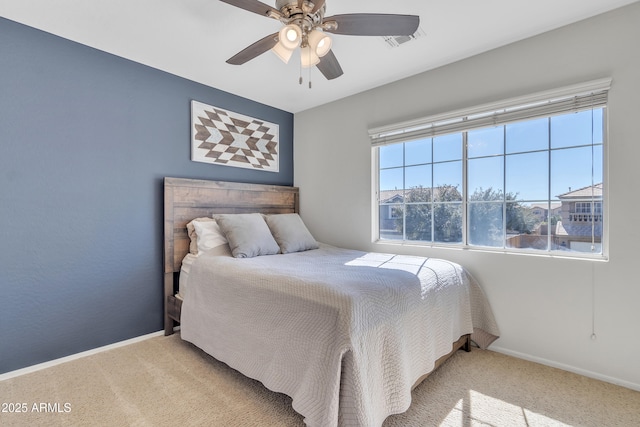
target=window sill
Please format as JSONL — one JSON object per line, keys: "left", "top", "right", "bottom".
{"left": 373, "top": 239, "right": 609, "bottom": 262}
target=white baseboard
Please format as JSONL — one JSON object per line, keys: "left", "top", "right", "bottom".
{"left": 490, "top": 345, "right": 640, "bottom": 392}
{"left": 0, "top": 330, "right": 165, "bottom": 382}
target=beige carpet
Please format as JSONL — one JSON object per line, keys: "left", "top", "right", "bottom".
{"left": 1, "top": 334, "right": 638, "bottom": 427}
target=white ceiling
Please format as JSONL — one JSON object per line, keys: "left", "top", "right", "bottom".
{"left": 2, "top": 0, "right": 637, "bottom": 113}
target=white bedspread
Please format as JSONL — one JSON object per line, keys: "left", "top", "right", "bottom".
{"left": 181, "top": 244, "right": 499, "bottom": 427}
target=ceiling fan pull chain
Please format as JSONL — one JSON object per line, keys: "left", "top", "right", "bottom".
{"left": 299, "top": 51, "right": 303, "bottom": 85}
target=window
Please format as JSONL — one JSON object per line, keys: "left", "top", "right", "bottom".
{"left": 371, "top": 79, "right": 609, "bottom": 258}
{"left": 575, "top": 202, "right": 602, "bottom": 214}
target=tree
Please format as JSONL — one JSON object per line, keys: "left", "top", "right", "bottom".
{"left": 397, "top": 185, "right": 536, "bottom": 245}
{"left": 468, "top": 187, "right": 537, "bottom": 246}
{"left": 433, "top": 185, "right": 463, "bottom": 242}
{"left": 396, "top": 185, "right": 462, "bottom": 242}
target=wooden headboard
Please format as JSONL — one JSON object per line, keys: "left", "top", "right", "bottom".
{"left": 163, "top": 177, "right": 299, "bottom": 334}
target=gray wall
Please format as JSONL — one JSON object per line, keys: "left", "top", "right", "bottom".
{"left": 0, "top": 17, "right": 293, "bottom": 374}
{"left": 294, "top": 3, "right": 640, "bottom": 390}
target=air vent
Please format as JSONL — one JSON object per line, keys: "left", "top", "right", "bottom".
{"left": 382, "top": 27, "right": 426, "bottom": 48}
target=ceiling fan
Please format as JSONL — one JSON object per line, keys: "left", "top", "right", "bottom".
{"left": 219, "top": 0, "right": 420, "bottom": 82}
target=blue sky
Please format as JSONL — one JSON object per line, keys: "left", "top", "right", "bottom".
{"left": 379, "top": 109, "right": 604, "bottom": 202}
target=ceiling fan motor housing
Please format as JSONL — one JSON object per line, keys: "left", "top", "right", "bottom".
{"left": 275, "top": 1, "right": 326, "bottom": 29}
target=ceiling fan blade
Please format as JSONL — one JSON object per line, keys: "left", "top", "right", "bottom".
{"left": 219, "top": 0, "right": 282, "bottom": 19}
{"left": 310, "top": 0, "right": 326, "bottom": 14}
{"left": 323, "top": 14, "right": 419, "bottom": 36}
{"left": 316, "top": 50, "right": 343, "bottom": 80}
{"left": 226, "top": 32, "right": 279, "bottom": 65}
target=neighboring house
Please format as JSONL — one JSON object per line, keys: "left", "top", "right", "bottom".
{"left": 554, "top": 183, "right": 603, "bottom": 251}
{"left": 528, "top": 202, "right": 561, "bottom": 223}
{"left": 379, "top": 190, "right": 404, "bottom": 237}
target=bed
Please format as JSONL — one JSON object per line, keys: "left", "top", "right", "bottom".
{"left": 163, "top": 177, "right": 499, "bottom": 427}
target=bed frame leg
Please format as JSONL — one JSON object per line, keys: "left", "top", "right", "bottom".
{"left": 463, "top": 334, "right": 471, "bottom": 352}
{"left": 164, "top": 316, "right": 175, "bottom": 336}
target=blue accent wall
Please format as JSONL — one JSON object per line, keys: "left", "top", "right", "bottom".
{"left": 0, "top": 17, "right": 294, "bottom": 374}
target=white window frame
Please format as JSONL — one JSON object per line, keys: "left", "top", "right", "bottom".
{"left": 370, "top": 79, "right": 610, "bottom": 260}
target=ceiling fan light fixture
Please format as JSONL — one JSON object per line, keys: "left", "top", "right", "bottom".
{"left": 221, "top": 0, "right": 420, "bottom": 81}
{"left": 300, "top": 45, "right": 320, "bottom": 68}
{"left": 279, "top": 24, "right": 302, "bottom": 50}
{"left": 308, "top": 29, "right": 332, "bottom": 57}
{"left": 271, "top": 41, "right": 294, "bottom": 63}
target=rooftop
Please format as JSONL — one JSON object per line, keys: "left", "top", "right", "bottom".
{"left": 557, "top": 183, "right": 603, "bottom": 199}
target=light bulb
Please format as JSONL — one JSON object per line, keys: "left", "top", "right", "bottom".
{"left": 285, "top": 28, "right": 298, "bottom": 42}
{"left": 308, "top": 29, "right": 332, "bottom": 57}
{"left": 278, "top": 25, "right": 302, "bottom": 50}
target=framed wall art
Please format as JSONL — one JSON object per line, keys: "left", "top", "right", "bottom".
{"left": 191, "top": 100, "right": 279, "bottom": 172}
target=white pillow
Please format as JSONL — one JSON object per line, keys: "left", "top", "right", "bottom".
{"left": 186, "top": 217, "right": 212, "bottom": 255}
{"left": 192, "top": 219, "right": 228, "bottom": 254}
{"left": 265, "top": 213, "right": 319, "bottom": 254}
{"left": 215, "top": 213, "right": 280, "bottom": 258}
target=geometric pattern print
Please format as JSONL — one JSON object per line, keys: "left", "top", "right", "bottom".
{"left": 191, "top": 100, "right": 279, "bottom": 172}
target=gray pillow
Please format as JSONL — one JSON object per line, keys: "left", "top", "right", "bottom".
{"left": 265, "top": 213, "right": 319, "bottom": 254}
{"left": 215, "top": 213, "right": 280, "bottom": 258}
